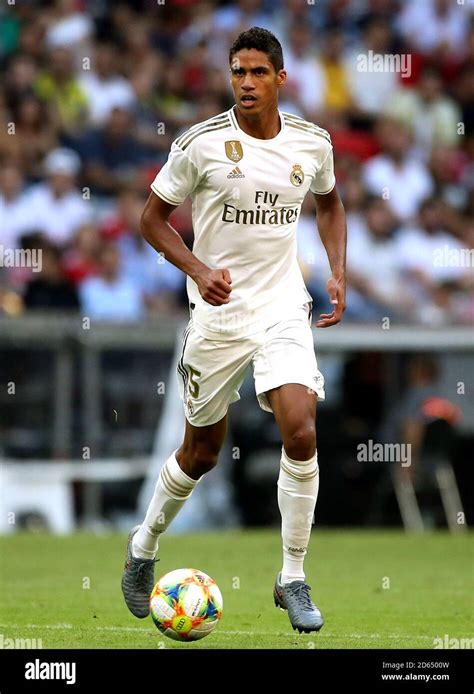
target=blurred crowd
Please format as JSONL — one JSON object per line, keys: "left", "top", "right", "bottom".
{"left": 0, "top": 0, "right": 473, "bottom": 325}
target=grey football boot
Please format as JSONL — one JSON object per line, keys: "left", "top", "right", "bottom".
{"left": 121, "top": 525, "right": 159, "bottom": 618}
{"left": 273, "top": 572, "right": 324, "bottom": 633}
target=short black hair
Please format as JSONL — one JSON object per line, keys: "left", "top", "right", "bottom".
{"left": 229, "top": 27, "right": 284, "bottom": 72}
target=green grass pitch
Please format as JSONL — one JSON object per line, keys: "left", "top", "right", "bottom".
{"left": 0, "top": 529, "right": 471, "bottom": 649}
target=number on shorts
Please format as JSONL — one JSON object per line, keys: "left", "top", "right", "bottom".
{"left": 187, "top": 366, "right": 201, "bottom": 398}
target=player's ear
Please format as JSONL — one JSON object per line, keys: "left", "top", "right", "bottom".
{"left": 277, "top": 69, "right": 287, "bottom": 88}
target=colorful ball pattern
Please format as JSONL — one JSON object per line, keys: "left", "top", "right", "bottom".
{"left": 150, "top": 568, "right": 223, "bottom": 641}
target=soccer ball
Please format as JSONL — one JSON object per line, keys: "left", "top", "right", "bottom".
{"left": 150, "top": 568, "right": 223, "bottom": 641}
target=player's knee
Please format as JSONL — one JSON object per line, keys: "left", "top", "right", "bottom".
{"left": 191, "top": 449, "right": 219, "bottom": 477}
{"left": 180, "top": 445, "right": 219, "bottom": 478}
{"left": 284, "top": 422, "right": 316, "bottom": 461}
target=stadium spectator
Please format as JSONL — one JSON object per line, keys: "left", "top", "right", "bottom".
{"left": 3, "top": 54, "right": 39, "bottom": 109}
{"left": 385, "top": 66, "right": 462, "bottom": 151}
{"left": 114, "top": 191, "right": 185, "bottom": 314}
{"left": 122, "top": 18, "right": 163, "bottom": 97}
{"left": 295, "top": 194, "right": 331, "bottom": 314}
{"left": 63, "top": 223, "right": 102, "bottom": 285}
{"left": 345, "top": 18, "right": 399, "bottom": 121}
{"left": 371, "top": 353, "right": 462, "bottom": 524}
{"left": 0, "top": 163, "right": 36, "bottom": 250}
{"left": 329, "top": 111, "right": 380, "bottom": 165}
{"left": 214, "top": 0, "right": 270, "bottom": 36}
{"left": 299, "top": 179, "right": 370, "bottom": 320}
{"left": 153, "top": 58, "right": 196, "bottom": 132}
{"left": 35, "top": 46, "right": 89, "bottom": 136}
{"left": 94, "top": 3, "right": 137, "bottom": 47}
{"left": 100, "top": 186, "right": 184, "bottom": 307}
{"left": 44, "top": 0, "right": 94, "bottom": 64}
{"left": 318, "top": 28, "right": 353, "bottom": 117}
{"left": 77, "top": 106, "right": 151, "bottom": 196}
{"left": 346, "top": 196, "right": 411, "bottom": 320}
{"left": 396, "top": 0, "right": 471, "bottom": 58}
{"left": 322, "top": 0, "right": 364, "bottom": 37}
{"left": 0, "top": 92, "right": 59, "bottom": 180}
{"left": 271, "top": 0, "right": 321, "bottom": 44}
{"left": 280, "top": 22, "right": 325, "bottom": 119}
{"left": 79, "top": 241, "right": 145, "bottom": 322}
{"left": 178, "top": 2, "right": 221, "bottom": 55}
{"left": 15, "top": 15, "right": 45, "bottom": 65}
{"left": 341, "top": 175, "right": 372, "bottom": 251}
{"left": 357, "top": 0, "right": 402, "bottom": 30}
{"left": 453, "top": 63, "right": 474, "bottom": 138}
{"left": 428, "top": 144, "right": 468, "bottom": 212}
{"left": 388, "top": 354, "right": 462, "bottom": 509}
{"left": 363, "top": 118, "right": 434, "bottom": 222}
{"left": 79, "top": 42, "right": 136, "bottom": 126}
{"left": 23, "top": 243, "right": 80, "bottom": 311}
{"left": 129, "top": 68, "right": 173, "bottom": 156}
{"left": 26, "top": 147, "right": 92, "bottom": 247}
{"left": 396, "top": 198, "right": 471, "bottom": 323}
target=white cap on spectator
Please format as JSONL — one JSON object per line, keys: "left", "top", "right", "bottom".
{"left": 43, "top": 148, "right": 81, "bottom": 177}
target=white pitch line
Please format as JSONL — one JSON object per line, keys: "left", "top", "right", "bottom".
{"left": 0, "top": 624, "right": 435, "bottom": 640}
{"left": 1, "top": 623, "right": 271, "bottom": 636}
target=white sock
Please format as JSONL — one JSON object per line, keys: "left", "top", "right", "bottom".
{"left": 277, "top": 446, "right": 319, "bottom": 585}
{"left": 132, "top": 451, "right": 199, "bottom": 559}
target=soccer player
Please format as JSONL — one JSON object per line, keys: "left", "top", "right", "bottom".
{"left": 122, "top": 27, "right": 347, "bottom": 633}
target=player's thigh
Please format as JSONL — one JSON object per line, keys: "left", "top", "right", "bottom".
{"left": 253, "top": 306, "right": 325, "bottom": 419}
{"left": 178, "top": 322, "right": 255, "bottom": 427}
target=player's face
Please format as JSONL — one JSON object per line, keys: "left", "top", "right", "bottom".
{"left": 230, "top": 49, "right": 286, "bottom": 118}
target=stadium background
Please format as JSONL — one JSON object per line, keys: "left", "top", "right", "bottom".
{"left": 0, "top": 2, "right": 473, "bottom": 535}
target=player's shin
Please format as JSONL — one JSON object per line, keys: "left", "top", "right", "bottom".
{"left": 277, "top": 447, "right": 319, "bottom": 584}
{"left": 132, "top": 451, "right": 200, "bottom": 559}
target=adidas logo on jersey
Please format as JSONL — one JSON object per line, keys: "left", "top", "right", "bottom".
{"left": 227, "top": 167, "right": 245, "bottom": 179}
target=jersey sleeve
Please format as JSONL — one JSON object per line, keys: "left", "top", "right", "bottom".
{"left": 310, "top": 145, "right": 336, "bottom": 195}
{"left": 151, "top": 142, "right": 201, "bottom": 205}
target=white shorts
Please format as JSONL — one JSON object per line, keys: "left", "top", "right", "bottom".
{"left": 177, "top": 303, "right": 325, "bottom": 427}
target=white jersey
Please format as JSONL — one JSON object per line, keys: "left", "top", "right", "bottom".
{"left": 151, "top": 106, "right": 335, "bottom": 340}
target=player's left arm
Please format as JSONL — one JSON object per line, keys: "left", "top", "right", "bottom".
{"left": 313, "top": 187, "right": 347, "bottom": 328}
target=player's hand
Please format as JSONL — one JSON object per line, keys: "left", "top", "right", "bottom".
{"left": 315, "top": 275, "right": 346, "bottom": 328}
{"left": 195, "top": 268, "right": 232, "bottom": 306}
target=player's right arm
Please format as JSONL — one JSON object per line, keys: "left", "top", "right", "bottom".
{"left": 141, "top": 191, "right": 232, "bottom": 306}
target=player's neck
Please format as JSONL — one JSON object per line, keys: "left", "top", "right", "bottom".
{"left": 233, "top": 105, "right": 281, "bottom": 140}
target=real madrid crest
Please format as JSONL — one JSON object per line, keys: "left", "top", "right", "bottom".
{"left": 225, "top": 140, "right": 244, "bottom": 163}
{"left": 290, "top": 164, "right": 304, "bottom": 187}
